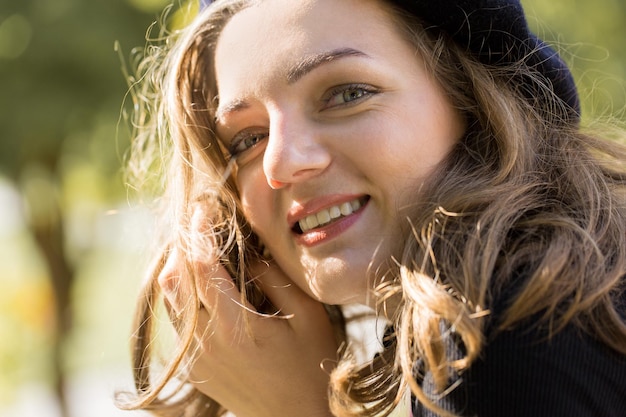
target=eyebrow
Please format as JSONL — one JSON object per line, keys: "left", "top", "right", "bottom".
{"left": 286, "top": 47, "right": 369, "bottom": 84}
{"left": 215, "top": 47, "right": 369, "bottom": 122}
{"left": 215, "top": 98, "right": 249, "bottom": 123}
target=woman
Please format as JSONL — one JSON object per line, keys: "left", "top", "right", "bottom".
{"left": 119, "top": 0, "right": 626, "bottom": 416}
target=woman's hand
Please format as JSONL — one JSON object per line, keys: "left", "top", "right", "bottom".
{"left": 158, "top": 245, "right": 339, "bottom": 417}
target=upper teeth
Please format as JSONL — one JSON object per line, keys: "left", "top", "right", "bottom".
{"left": 298, "top": 198, "right": 363, "bottom": 233}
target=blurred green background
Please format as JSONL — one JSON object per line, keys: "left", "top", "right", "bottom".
{"left": 0, "top": 0, "right": 624, "bottom": 416}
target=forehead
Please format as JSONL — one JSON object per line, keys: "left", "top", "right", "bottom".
{"left": 214, "top": 0, "right": 400, "bottom": 93}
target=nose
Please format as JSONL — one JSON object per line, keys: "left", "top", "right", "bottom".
{"left": 263, "top": 110, "right": 331, "bottom": 189}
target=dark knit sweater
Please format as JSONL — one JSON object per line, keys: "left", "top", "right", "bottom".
{"left": 411, "top": 319, "right": 626, "bottom": 416}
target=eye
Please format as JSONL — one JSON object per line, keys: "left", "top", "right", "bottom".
{"left": 323, "top": 83, "right": 378, "bottom": 109}
{"left": 229, "top": 129, "right": 269, "bottom": 157}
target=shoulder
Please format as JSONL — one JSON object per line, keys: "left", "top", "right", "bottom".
{"left": 468, "top": 323, "right": 626, "bottom": 416}
{"left": 412, "top": 322, "right": 626, "bottom": 417}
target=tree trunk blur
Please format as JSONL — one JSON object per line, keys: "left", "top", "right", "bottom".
{"left": 25, "top": 172, "right": 74, "bottom": 417}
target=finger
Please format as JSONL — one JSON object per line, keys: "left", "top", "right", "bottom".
{"left": 195, "top": 263, "right": 242, "bottom": 312}
{"left": 157, "top": 248, "right": 237, "bottom": 348}
{"left": 158, "top": 204, "right": 221, "bottom": 317}
{"left": 157, "top": 244, "right": 220, "bottom": 325}
{"left": 187, "top": 205, "right": 248, "bottom": 318}
{"left": 194, "top": 259, "right": 263, "bottom": 333}
{"left": 158, "top": 246, "right": 196, "bottom": 313}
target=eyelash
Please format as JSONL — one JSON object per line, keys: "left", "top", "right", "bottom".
{"left": 228, "top": 130, "right": 269, "bottom": 157}
{"left": 227, "top": 83, "right": 379, "bottom": 158}
{"left": 323, "top": 83, "right": 378, "bottom": 108}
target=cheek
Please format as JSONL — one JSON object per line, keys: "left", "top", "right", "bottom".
{"left": 237, "top": 168, "right": 274, "bottom": 232}
{"left": 395, "top": 104, "right": 462, "bottom": 171}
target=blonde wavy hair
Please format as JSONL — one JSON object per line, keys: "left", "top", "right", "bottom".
{"left": 118, "top": 1, "right": 626, "bottom": 416}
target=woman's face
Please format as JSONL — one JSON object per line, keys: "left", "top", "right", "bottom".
{"left": 214, "top": 0, "right": 465, "bottom": 306}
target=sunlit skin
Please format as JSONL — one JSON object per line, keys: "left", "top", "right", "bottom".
{"left": 214, "top": 0, "right": 465, "bottom": 307}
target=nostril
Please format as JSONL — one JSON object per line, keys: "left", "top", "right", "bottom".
{"left": 268, "top": 178, "right": 286, "bottom": 189}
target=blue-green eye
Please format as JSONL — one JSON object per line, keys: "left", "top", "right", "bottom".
{"left": 324, "top": 84, "right": 377, "bottom": 108}
{"left": 342, "top": 88, "right": 367, "bottom": 102}
{"left": 229, "top": 130, "right": 268, "bottom": 157}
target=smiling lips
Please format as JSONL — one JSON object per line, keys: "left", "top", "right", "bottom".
{"left": 295, "top": 196, "right": 368, "bottom": 233}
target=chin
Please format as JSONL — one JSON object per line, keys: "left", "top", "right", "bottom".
{"left": 276, "top": 253, "right": 376, "bottom": 305}
{"left": 306, "top": 276, "right": 370, "bottom": 306}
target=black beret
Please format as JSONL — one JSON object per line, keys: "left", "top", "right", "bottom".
{"left": 391, "top": 0, "right": 580, "bottom": 121}
{"left": 200, "top": 0, "right": 580, "bottom": 121}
